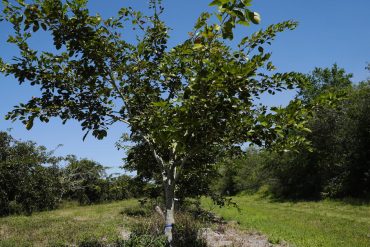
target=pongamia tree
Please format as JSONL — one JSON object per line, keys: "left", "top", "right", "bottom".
{"left": 0, "top": 0, "right": 311, "bottom": 242}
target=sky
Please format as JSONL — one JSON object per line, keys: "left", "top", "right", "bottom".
{"left": 0, "top": 0, "right": 369, "bottom": 174}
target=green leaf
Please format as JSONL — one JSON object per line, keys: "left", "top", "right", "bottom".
{"left": 193, "top": 43, "right": 204, "bottom": 49}
{"left": 41, "top": 23, "right": 47, "bottom": 31}
{"left": 26, "top": 118, "right": 34, "bottom": 130}
{"left": 236, "top": 20, "right": 250, "bottom": 26}
{"left": 152, "top": 101, "right": 168, "bottom": 107}
{"left": 209, "top": 0, "right": 222, "bottom": 6}
{"left": 32, "top": 22, "right": 39, "bottom": 32}
{"left": 209, "top": 0, "right": 230, "bottom": 6}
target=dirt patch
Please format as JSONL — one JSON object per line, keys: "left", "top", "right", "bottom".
{"left": 199, "top": 224, "right": 288, "bottom": 247}
{"left": 0, "top": 225, "right": 10, "bottom": 239}
{"left": 55, "top": 210, "right": 73, "bottom": 217}
{"left": 118, "top": 227, "right": 131, "bottom": 240}
{"left": 73, "top": 216, "right": 89, "bottom": 221}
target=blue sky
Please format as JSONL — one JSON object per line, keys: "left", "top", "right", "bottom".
{"left": 0, "top": 0, "right": 369, "bottom": 174}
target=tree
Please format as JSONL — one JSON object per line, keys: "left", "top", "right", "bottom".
{"left": 299, "top": 63, "right": 352, "bottom": 103}
{"left": 63, "top": 156, "right": 107, "bottom": 204}
{"left": 212, "top": 148, "right": 270, "bottom": 196}
{"left": 0, "top": 131, "right": 63, "bottom": 215}
{"left": 266, "top": 65, "right": 370, "bottom": 199}
{"left": 0, "top": 0, "right": 311, "bottom": 242}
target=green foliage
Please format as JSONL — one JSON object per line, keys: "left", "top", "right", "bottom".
{"left": 209, "top": 0, "right": 259, "bottom": 39}
{"left": 299, "top": 63, "right": 352, "bottom": 103}
{"left": 107, "top": 175, "right": 145, "bottom": 201}
{"left": 0, "top": 131, "right": 147, "bottom": 216}
{"left": 0, "top": 1, "right": 314, "bottom": 242}
{"left": 121, "top": 204, "right": 152, "bottom": 217}
{"left": 0, "top": 131, "right": 63, "bottom": 216}
{"left": 213, "top": 65, "right": 370, "bottom": 200}
{"left": 124, "top": 140, "right": 221, "bottom": 201}
{"left": 61, "top": 157, "right": 150, "bottom": 205}
{"left": 267, "top": 65, "right": 370, "bottom": 199}
{"left": 0, "top": 0, "right": 310, "bottom": 174}
{"left": 63, "top": 157, "right": 108, "bottom": 204}
{"left": 212, "top": 148, "right": 269, "bottom": 196}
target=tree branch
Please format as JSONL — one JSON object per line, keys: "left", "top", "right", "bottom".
{"left": 142, "top": 135, "right": 166, "bottom": 170}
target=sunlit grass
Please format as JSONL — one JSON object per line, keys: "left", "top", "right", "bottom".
{"left": 0, "top": 200, "right": 137, "bottom": 246}
{"left": 202, "top": 195, "right": 370, "bottom": 247}
{"left": 1, "top": 196, "right": 369, "bottom": 246}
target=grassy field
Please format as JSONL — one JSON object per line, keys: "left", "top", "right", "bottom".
{"left": 0, "top": 200, "right": 138, "bottom": 246}
{"left": 1, "top": 196, "right": 369, "bottom": 246}
{"left": 202, "top": 195, "right": 370, "bottom": 247}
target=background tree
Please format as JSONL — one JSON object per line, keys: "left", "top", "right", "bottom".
{"left": 63, "top": 157, "right": 107, "bottom": 204}
{"left": 299, "top": 63, "right": 352, "bottom": 103}
{"left": 0, "top": 131, "right": 63, "bottom": 215}
{"left": 264, "top": 65, "right": 370, "bottom": 199}
{"left": 212, "top": 148, "right": 270, "bottom": 196}
{"left": 0, "top": 131, "right": 148, "bottom": 216}
{"left": 211, "top": 64, "right": 370, "bottom": 200}
{"left": 106, "top": 174, "right": 147, "bottom": 200}
{"left": 0, "top": 0, "right": 312, "bottom": 242}
{"left": 62, "top": 157, "right": 144, "bottom": 204}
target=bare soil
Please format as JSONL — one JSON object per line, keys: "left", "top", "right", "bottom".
{"left": 199, "top": 223, "right": 288, "bottom": 247}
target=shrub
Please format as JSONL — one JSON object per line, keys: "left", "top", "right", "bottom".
{"left": 172, "top": 213, "right": 207, "bottom": 247}
{"left": 121, "top": 205, "right": 151, "bottom": 217}
{"left": 78, "top": 236, "right": 168, "bottom": 247}
{"left": 129, "top": 211, "right": 207, "bottom": 247}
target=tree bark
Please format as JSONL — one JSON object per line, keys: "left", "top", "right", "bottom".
{"left": 163, "top": 166, "right": 176, "bottom": 244}
{"left": 147, "top": 139, "right": 178, "bottom": 244}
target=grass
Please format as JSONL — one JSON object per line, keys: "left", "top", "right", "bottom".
{"left": 202, "top": 195, "right": 370, "bottom": 247}
{"left": 1, "top": 196, "right": 369, "bottom": 246}
{"left": 0, "top": 200, "right": 138, "bottom": 246}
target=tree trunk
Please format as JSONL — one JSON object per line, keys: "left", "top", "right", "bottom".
{"left": 163, "top": 167, "right": 176, "bottom": 244}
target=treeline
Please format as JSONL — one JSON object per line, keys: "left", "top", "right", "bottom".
{"left": 214, "top": 64, "right": 370, "bottom": 200}
{"left": 0, "top": 132, "right": 146, "bottom": 216}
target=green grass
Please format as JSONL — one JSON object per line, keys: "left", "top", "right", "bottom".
{"left": 202, "top": 195, "right": 370, "bottom": 247}
{"left": 0, "top": 200, "right": 138, "bottom": 246}
{"left": 1, "top": 197, "right": 369, "bottom": 246}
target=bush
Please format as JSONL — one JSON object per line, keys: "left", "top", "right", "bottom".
{"left": 121, "top": 205, "right": 151, "bottom": 217}
{"left": 129, "top": 212, "right": 207, "bottom": 247}
{"left": 119, "top": 198, "right": 207, "bottom": 247}
{"left": 172, "top": 213, "right": 207, "bottom": 247}
{"left": 78, "top": 236, "right": 168, "bottom": 247}
{"left": 117, "top": 235, "right": 168, "bottom": 247}
{"left": 78, "top": 239, "right": 105, "bottom": 247}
